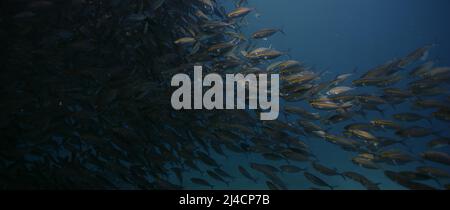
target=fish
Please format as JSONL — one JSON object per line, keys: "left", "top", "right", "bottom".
{"left": 343, "top": 171, "right": 380, "bottom": 190}
{"left": 244, "top": 48, "right": 285, "bottom": 60}
{"left": 284, "top": 106, "right": 321, "bottom": 120}
{"left": 310, "top": 101, "right": 353, "bottom": 111}
{"left": 327, "top": 86, "right": 354, "bottom": 96}
{"left": 421, "top": 151, "right": 450, "bottom": 166}
{"left": 252, "top": 28, "right": 285, "bottom": 39}
{"left": 383, "top": 88, "right": 414, "bottom": 98}
{"left": 227, "top": 7, "right": 253, "bottom": 19}
{"left": 279, "top": 165, "right": 306, "bottom": 173}
{"left": 214, "top": 168, "right": 235, "bottom": 180}
{"left": 398, "top": 45, "right": 432, "bottom": 68}
{"left": 174, "top": 37, "right": 196, "bottom": 45}
{"left": 324, "top": 134, "right": 363, "bottom": 151}
{"left": 201, "top": 21, "right": 234, "bottom": 31}
{"left": 266, "top": 173, "right": 288, "bottom": 190}
{"left": 410, "top": 61, "right": 434, "bottom": 77}
{"left": 352, "top": 77, "right": 390, "bottom": 87}
{"left": 395, "top": 126, "right": 438, "bottom": 138}
{"left": 345, "top": 123, "right": 374, "bottom": 132}
{"left": 303, "top": 172, "right": 337, "bottom": 190}
{"left": 393, "top": 171, "right": 441, "bottom": 187}
{"left": 268, "top": 60, "right": 302, "bottom": 72}
{"left": 324, "top": 113, "right": 354, "bottom": 125}
{"left": 207, "top": 41, "right": 236, "bottom": 55}
{"left": 370, "top": 119, "right": 402, "bottom": 130}
{"left": 250, "top": 162, "right": 279, "bottom": 175}
{"left": 265, "top": 180, "right": 280, "bottom": 190}
{"left": 238, "top": 166, "right": 258, "bottom": 183}
{"left": 298, "top": 120, "right": 324, "bottom": 133}
{"left": 376, "top": 137, "right": 407, "bottom": 149}
{"left": 393, "top": 113, "right": 432, "bottom": 124}
{"left": 191, "top": 178, "right": 214, "bottom": 189}
{"left": 207, "top": 170, "right": 229, "bottom": 186}
{"left": 380, "top": 150, "right": 418, "bottom": 165}
{"left": 281, "top": 150, "right": 309, "bottom": 162}
{"left": 413, "top": 99, "right": 447, "bottom": 109}
{"left": 282, "top": 71, "right": 319, "bottom": 85}
{"left": 345, "top": 129, "right": 379, "bottom": 144}
{"left": 197, "top": 151, "right": 221, "bottom": 168}
{"left": 421, "top": 67, "right": 450, "bottom": 78}
{"left": 384, "top": 171, "right": 436, "bottom": 190}
{"left": 445, "top": 184, "right": 450, "bottom": 190}
{"left": 352, "top": 156, "right": 380, "bottom": 170}
{"left": 433, "top": 108, "right": 450, "bottom": 122}
{"left": 427, "top": 138, "right": 450, "bottom": 149}
{"left": 262, "top": 153, "right": 286, "bottom": 161}
{"left": 312, "top": 162, "right": 346, "bottom": 179}
{"left": 416, "top": 166, "right": 450, "bottom": 179}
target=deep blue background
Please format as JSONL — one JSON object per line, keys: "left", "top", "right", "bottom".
{"left": 246, "top": 0, "right": 450, "bottom": 71}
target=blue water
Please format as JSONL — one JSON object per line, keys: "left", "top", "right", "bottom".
{"left": 181, "top": 0, "right": 450, "bottom": 190}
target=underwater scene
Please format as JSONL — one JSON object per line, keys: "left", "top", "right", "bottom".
{"left": 1, "top": 0, "right": 450, "bottom": 190}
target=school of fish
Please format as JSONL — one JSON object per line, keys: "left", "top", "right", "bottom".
{"left": 0, "top": 0, "right": 450, "bottom": 190}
